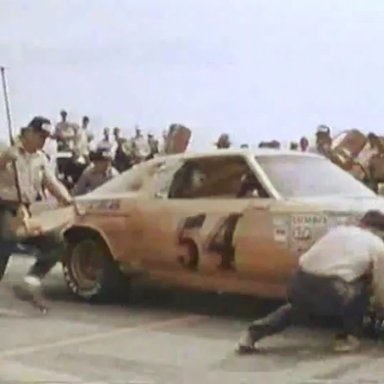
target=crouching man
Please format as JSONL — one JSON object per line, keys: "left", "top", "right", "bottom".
{"left": 71, "top": 148, "right": 119, "bottom": 196}
{"left": 236, "top": 210, "right": 384, "bottom": 353}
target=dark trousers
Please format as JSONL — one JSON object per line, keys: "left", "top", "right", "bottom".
{"left": 248, "top": 269, "right": 370, "bottom": 342}
{"left": 0, "top": 203, "right": 64, "bottom": 281}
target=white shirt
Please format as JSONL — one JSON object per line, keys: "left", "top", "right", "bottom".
{"left": 299, "top": 225, "right": 384, "bottom": 312}
{"left": 74, "top": 128, "right": 90, "bottom": 157}
{"left": 0, "top": 145, "right": 57, "bottom": 202}
{"left": 299, "top": 225, "right": 382, "bottom": 281}
{"left": 133, "top": 135, "right": 151, "bottom": 158}
{"left": 55, "top": 122, "right": 78, "bottom": 150}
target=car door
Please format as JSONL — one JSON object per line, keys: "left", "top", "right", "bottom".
{"left": 138, "top": 154, "right": 276, "bottom": 275}
{"left": 232, "top": 204, "right": 295, "bottom": 283}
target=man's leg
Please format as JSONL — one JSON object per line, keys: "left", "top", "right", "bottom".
{"left": 0, "top": 205, "right": 18, "bottom": 281}
{"left": 334, "top": 279, "right": 370, "bottom": 352}
{"left": 293, "top": 274, "right": 370, "bottom": 352}
{"left": 236, "top": 303, "right": 296, "bottom": 353}
{"left": 0, "top": 241, "right": 16, "bottom": 280}
{"left": 14, "top": 229, "right": 65, "bottom": 305}
{"left": 236, "top": 269, "right": 315, "bottom": 354}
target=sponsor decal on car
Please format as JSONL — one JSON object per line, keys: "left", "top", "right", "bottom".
{"left": 77, "top": 199, "right": 121, "bottom": 213}
{"left": 291, "top": 214, "right": 328, "bottom": 226}
{"left": 273, "top": 227, "right": 288, "bottom": 242}
{"left": 272, "top": 216, "right": 289, "bottom": 243}
{"left": 291, "top": 213, "right": 328, "bottom": 241}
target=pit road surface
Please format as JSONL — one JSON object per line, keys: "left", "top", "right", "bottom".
{"left": 0, "top": 256, "right": 383, "bottom": 383}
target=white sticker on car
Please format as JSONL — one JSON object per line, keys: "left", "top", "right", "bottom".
{"left": 291, "top": 213, "right": 328, "bottom": 242}
{"left": 292, "top": 226, "right": 311, "bottom": 241}
{"left": 274, "top": 227, "right": 288, "bottom": 242}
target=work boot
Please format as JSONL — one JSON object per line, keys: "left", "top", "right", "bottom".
{"left": 333, "top": 334, "right": 360, "bottom": 353}
{"left": 235, "top": 330, "right": 258, "bottom": 354}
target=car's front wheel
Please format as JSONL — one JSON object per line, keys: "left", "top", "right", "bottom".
{"left": 62, "top": 237, "right": 130, "bottom": 302}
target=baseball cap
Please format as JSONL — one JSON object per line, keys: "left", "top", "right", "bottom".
{"left": 89, "top": 148, "right": 113, "bottom": 161}
{"left": 316, "top": 125, "right": 330, "bottom": 135}
{"left": 27, "top": 116, "right": 52, "bottom": 136}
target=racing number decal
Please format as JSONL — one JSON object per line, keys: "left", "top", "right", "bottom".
{"left": 176, "top": 213, "right": 242, "bottom": 270}
{"left": 177, "top": 213, "right": 206, "bottom": 270}
{"left": 203, "top": 213, "right": 242, "bottom": 270}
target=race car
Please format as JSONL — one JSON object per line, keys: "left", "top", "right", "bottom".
{"left": 61, "top": 148, "right": 384, "bottom": 301}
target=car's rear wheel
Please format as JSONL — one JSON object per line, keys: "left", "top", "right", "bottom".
{"left": 62, "top": 236, "right": 130, "bottom": 302}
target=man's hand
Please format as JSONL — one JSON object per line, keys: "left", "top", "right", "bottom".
{"left": 22, "top": 217, "right": 43, "bottom": 236}
{"left": 0, "top": 147, "right": 19, "bottom": 168}
{"left": 4, "top": 147, "right": 18, "bottom": 161}
{"left": 58, "top": 196, "right": 73, "bottom": 207}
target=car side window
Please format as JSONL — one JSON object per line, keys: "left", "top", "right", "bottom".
{"left": 91, "top": 166, "right": 143, "bottom": 194}
{"left": 168, "top": 156, "right": 270, "bottom": 199}
{"left": 152, "top": 159, "right": 184, "bottom": 197}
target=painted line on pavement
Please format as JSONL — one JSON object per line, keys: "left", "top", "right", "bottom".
{"left": 0, "top": 314, "right": 205, "bottom": 359}
{"left": 1, "top": 359, "right": 97, "bottom": 383}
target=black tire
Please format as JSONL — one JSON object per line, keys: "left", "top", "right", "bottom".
{"left": 62, "top": 236, "right": 130, "bottom": 302}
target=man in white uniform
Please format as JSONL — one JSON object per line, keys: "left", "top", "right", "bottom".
{"left": 236, "top": 210, "right": 384, "bottom": 353}
{"left": 132, "top": 126, "right": 151, "bottom": 163}
{"left": 53, "top": 110, "right": 78, "bottom": 152}
{"left": 0, "top": 116, "right": 72, "bottom": 311}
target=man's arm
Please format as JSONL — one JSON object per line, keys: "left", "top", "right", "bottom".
{"left": 71, "top": 168, "right": 91, "bottom": 196}
{"left": 0, "top": 146, "right": 18, "bottom": 169}
{"left": 41, "top": 157, "right": 72, "bottom": 205}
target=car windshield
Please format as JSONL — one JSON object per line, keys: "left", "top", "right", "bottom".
{"left": 255, "top": 155, "right": 375, "bottom": 198}
{"left": 88, "top": 166, "right": 143, "bottom": 195}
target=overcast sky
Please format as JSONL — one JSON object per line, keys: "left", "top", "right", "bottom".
{"left": 0, "top": 0, "right": 384, "bottom": 149}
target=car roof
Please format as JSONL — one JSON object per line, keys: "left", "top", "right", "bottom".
{"left": 144, "top": 148, "right": 322, "bottom": 165}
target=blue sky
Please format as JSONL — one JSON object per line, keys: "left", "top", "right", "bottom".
{"left": 0, "top": 0, "right": 384, "bottom": 149}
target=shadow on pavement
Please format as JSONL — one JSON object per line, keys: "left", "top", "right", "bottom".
{"left": 43, "top": 278, "right": 283, "bottom": 320}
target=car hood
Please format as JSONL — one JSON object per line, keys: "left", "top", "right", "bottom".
{"left": 74, "top": 192, "right": 138, "bottom": 202}
{"left": 282, "top": 195, "right": 384, "bottom": 214}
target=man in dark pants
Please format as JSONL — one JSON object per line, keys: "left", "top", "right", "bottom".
{"left": 236, "top": 210, "right": 384, "bottom": 353}
{"left": 0, "top": 116, "right": 72, "bottom": 309}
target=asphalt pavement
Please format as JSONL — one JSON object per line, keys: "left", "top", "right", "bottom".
{"left": 0, "top": 256, "right": 383, "bottom": 383}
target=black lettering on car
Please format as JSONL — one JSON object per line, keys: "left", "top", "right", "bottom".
{"left": 204, "top": 213, "right": 242, "bottom": 270}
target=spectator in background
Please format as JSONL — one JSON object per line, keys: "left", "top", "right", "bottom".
{"left": 112, "top": 127, "right": 133, "bottom": 173}
{"left": 132, "top": 126, "right": 151, "bottom": 163}
{"left": 299, "top": 137, "right": 309, "bottom": 152}
{"left": 74, "top": 116, "right": 92, "bottom": 162}
{"left": 97, "top": 127, "right": 113, "bottom": 152}
{"left": 311, "top": 125, "right": 332, "bottom": 157}
{"left": 215, "top": 134, "right": 231, "bottom": 149}
{"left": 53, "top": 110, "right": 78, "bottom": 152}
{"left": 259, "top": 140, "right": 280, "bottom": 149}
{"left": 147, "top": 133, "right": 159, "bottom": 159}
{"left": 72, "top": 148, "right": 119, "bottom": 196}
{"left": 158, "top": 130, "right": 168, "bottom": 155}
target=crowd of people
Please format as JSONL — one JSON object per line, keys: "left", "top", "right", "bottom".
{"left": 43, "top": 109, "right": 184, "bottom": 195}
{"left": 41, "top": 106, "right": 384, "bottom": 197}
{"left": 11, "top": 108, "right": 381, "bottom": 198}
